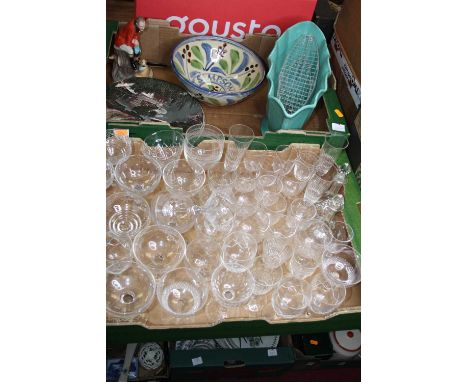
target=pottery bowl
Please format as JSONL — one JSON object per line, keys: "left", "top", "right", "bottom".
{"left": 171, "top": 36, "right": 266, "bottom": 106}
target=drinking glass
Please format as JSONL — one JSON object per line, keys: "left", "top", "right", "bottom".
{"left": 141, "top": 129, "right": 184, "bottom": 168}
{"left": 234, "top": 210, "right": 270, "bottom": 243}
{"left": 184, "top": 124, "right": 225, "bottom": 170}
{"left": 224, "top": 124, "right": 255, "bottom": 172}
{"left": 287, "top": 198, "right": 317, "bottom": 231}
{"left": 133, "top": 224, "right": 186, "bottom": 279}
{"left": 185, "top": 237, "right": 220, "bottom": 281}
{"left": 157, "top": 267, "right": 208, "bottom": 317}
{"left": 308, "top": 272, "right": 346, "bottom": 316}
{"left": 207, "top": 161, "right": 237, "bottom": 198}
{"left": 255, "top": 174, "right": 283, "bottom": 206}
{"left": 303, "top": 172, "right": 334, "bottom": 204}
{"left": 329, "top": 221, "right": 354, "bottom": 246}
{"left": 262, "top": 193, "right": 288, "bottom": 225}
{"left": 315, "top": 194, "right": 345, "bottom": 222}
{"left": 281, "top": 165, "right": 308, "bottom": 198}
{"left": 274, "top": 145, "right": 299, "bottom": 175}
{"left": 106, "top": 160, "right": 114, "bottom": 189}
{"left": 315, "top": 135, "right": 349, "bottom": 176}
{"left": 243, "top": 141, "right": 268, "bottom": 172}
{"left": 114, "top": 155, "right": 162, "bottom": 196}
{"left": 294, "top": 219, "right": 332, "bottom": 259}
{"left": 106, "top": 192, "right": 150, "bottom": 238}
{"left": 162, "top": 159, "right": 205, "bottom": 196}
{"left": 234, "top": 161, "right": 260, "bottom": 193}
{"left": 106, "top": 261, "right": 156, "bottom": 319}
{"left": 262, "top": 215, "right": 297, "bottom": 269}
{"left": 271, "top": 276, "right": 308, "bottom": 318}
{"left": 321, "top": 244, "right": 361, "bottom": 288}
{"left": 152, "top": 192, "right": 195, "bottom": 234}
{"left": 211, "top": 264, "right": 255, "bottom": 308}
{"left": 232, "top": 191, "right": 257, "bottom": 219}
{"left": 106, "top": 232, "right": 132, "bottom": 274}
{"left": 106, "top": 129, "right": 132, "bottom": 165}
{"left": 251, "top": 257, "right": 283, "bottom": 295}
{"left": 201, "top": 192, "right": 236, "bottom": 233}
{"left": 288, "top": 250, "right": 320, "bottom": 279}
{"left": 221, "top": 231, "right": 257, "bottom": 272}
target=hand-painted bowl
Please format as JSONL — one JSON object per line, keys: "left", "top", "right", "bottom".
{"left": 171, "top": 36, "right": 266, "bottom": 106}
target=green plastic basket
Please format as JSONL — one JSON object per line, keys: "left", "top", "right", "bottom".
{"left": 261, "top": 21, "right": 331, "bottom": 133}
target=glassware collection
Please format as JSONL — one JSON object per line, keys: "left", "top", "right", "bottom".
{"left": 106, "top": 126, "right": 360, "bottom": 321}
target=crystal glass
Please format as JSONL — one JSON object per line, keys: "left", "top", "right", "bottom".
{"left": 315, "top": 194, "right": 345, "bottom": 222}
{"left": 232, "top": 191, "right": 257, "bottom": 219}
{"left": 201, "top": 192, "right": 236, "bottom": 233}
{"left": 106, "top": 261, "right": 156, "bottom": 319}
{"left": 152, "top": 192, "right": 195, "bottom": 234}
{"left": 133, "top": 225, "right": 186, "bottom": 279}
{"left": 106, "top": 232, "right": 132, "bottom": 274}
{"left": 329, "top": 221, "right": 354, "bottom": 245}
{"left": 106, "top": 192, "right": 150, "bottom": 238}
{"left": 308, "top": 272, "right": 346, "bottom": 315}
{"left": 234, "top": 210, "right": 270, "bottom": 243}
{"left": 207, "top": 161, "right": 237, "bottom": 197}
{"left": 315, "top": 135, "right": 349, "bottom": 176}
{"left": 157, "top": 267, "right": 208, "bottom": 317}
{"left": 262, "top": 193, "right": 288, "bottom": 225}
{"left": 262, "top": 215, "right": 297, "bottom": 269}
{"left": 288, "top": 250, "right": 320, "bottom": 279}
{"left": 114, "top": 155, "right": 162, "bottom": 196}
{"left": 106, "top": 129, "right": 132, "bottom": 165}
{"left": 294, "top": 219, "right": 332, "bottom": 259}
{"left": 287, "top": 198, "right": 317, "bottom": 231}
{"left": 257, "top": 152, "right": 282, "bottom": 176}
{"left": 256, "top": 174, "right": 283, "bottom": 206}
{"left": 251, "top": 257, "right": 283, "bottom": 295}
{"left": 281, "top": 166, "right": 308, "bottom": 198}
{"left": 224, "top": 124, "right": 255, "bottom": 172}
{"left": 221, "top": 231, "right": 257, "bottom": 272}
{"left": 274, "top": 145, "right": 299, "bottom": 175}
{"left": 141, "top": 130, "right": 184, "bottom": 168}
{"left": 185, "top": 237, "right": 220, "bottom": 281}
{"left": 162, "top": 159, "right": 206, "bottom": 196}
{"left": 297, "top": 149, "right": 319, "bottom": 175}
{"left": 234, "top": 161, "right": 260, "bottom": 193}
{"left": 106, "top": 160, "right": 114, "bottom": 189}
{"left": 303, "top": 171, "right": 334, "bottom": 204}
{"left": 243, "top": 141, "right": 268, "bottom": 172}
{"left": 184, "top": 124, "right": 225, "bottom": 170}
{"left": 271, "top": 276, "right": 308, "bottom": 318}
{"left": 211, "top": 265, "right": 255, "bottom": 308}
{"left": 322, "top": 244, "right": 361, "bottom": 288}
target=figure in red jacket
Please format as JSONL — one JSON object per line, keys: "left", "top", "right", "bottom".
{"left": 114, "top": 17, "right": 146, "bottom": 70}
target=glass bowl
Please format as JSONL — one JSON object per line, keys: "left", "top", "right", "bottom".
{"left": 321, "top": 244, "right": 361, "bottom": 288}
{"left": 185, "top": 237, "right": 221, "bottom": 281}
{"left": 106, "top": 129, "right": 132, "bottom": 165}
{"left": 106, "top": 160, "right": 114, "bottom": 189}
{"left": 133, "top": 225, "right": 186, "bottom": 279}
{"left": 152, "top": 192, "right": 195, "bottom": 234}
{"left": 184, "top": 124, "right": 225, "bottom": 170}
{"left": 106, "top": 232, "right": 132, "bottom": 274}
{"left": 106, "top": 192, "right": 150, "bottom": 238}
{"left": 271, "top": 276, "right": 308, "bottom": 318}
{"left": 114, "top": 155, "right": 162, "bottom": 196}
{"left": 308, "top": 272, "right": 346, "bottom": 315}
{"left": 211, "top": 265, "right": 255, "bottom": 308}
{"left": 157, "top": 267, "right": 208, "bottom": 317}
{"left": 162, "top": 159, "right": 206, "bottom": 196}
{"left": 251, "top": 257, "right": 283, "bottom": 295}
{"left": 221, "top": 231, "right": 257, "bottom": 272}
{"left": 106, "top": 261, "right": 156, "bottom": 319}
{"left": 141, "top": 130, "right": 184, "bottom": 168}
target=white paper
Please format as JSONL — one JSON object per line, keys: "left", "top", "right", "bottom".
{"left": 267, "top": 349, "right": 278, "bottom": 357}
{"left": 332, "top": 123, "right": 346, "bottom": 132}
{"left": 192, "top": 356, "right": 203, "bottom": 366}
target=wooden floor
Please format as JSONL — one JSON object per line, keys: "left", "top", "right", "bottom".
{"left": 107, "top": 0, "right": 134, "bottom": 21}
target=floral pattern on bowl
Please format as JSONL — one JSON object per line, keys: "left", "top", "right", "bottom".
{"left": 171, "top": 36, "right": 266, "bottom": 106}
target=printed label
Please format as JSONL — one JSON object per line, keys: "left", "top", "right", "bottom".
{"left": 267, "top": 349, "right": 278, "bottom": 357}
{"left": 332, "top": 123, "right": 346, "bottom": 132}
{"left": 192, "top": 356, "right": 203, "bottom": 366}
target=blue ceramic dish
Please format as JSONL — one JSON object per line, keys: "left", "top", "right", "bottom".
{"left": 171, "top": 36, "right": 266, "bottom": 106}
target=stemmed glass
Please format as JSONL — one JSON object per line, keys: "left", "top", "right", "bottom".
{"left": 106, "top": 160, "right": 114, "bottom": 189}
{"left": 224, "top": 124, "right": 255, "bottom": 172}
{"left": 141, "top": 129, "right": 184, "bottom": 168}
{"left": 184, "top": 124, "right": 225, "bottom": 170}
{"left": 114, "top": 155, "right": 162, "bottom": 196}
{"left": 321, "top": 244, "right": 361, "bottom": 288}
{"left": 221, "top": 231, "right": 257, "bottom": 272}
{"left": 262, "top": 215, "right": 297, "bottom": 269}
{"left": 271, "top": 276, "right": 308, "bottom": 318}
{"left": 308, "top": 272, "right": 346, "bottom": 315}
{"left": 315, "top": 135, "right": 349, "bottom": 176}
{"left": 162, "top": 159, "right": 206, "bottom": 196}
{"left": 106, "top": 129, "right": 132, "bottom": 166}
{"left": 211, "top": 264, "right": 255, "bottom": 308}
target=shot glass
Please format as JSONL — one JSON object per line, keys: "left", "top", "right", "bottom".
{"left": 224, "top": 124, "right": 255, "bottom": 172}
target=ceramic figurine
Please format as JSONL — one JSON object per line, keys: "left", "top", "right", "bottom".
{"left": 135, "top": 59, "right": 154, "bottom": 78}
{"left": 112, "top": 17, "right": 146, "bottom": 82}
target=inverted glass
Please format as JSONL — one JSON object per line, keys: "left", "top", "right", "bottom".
{"left": 211, "top": 264, "right": 255, "bottom": 308}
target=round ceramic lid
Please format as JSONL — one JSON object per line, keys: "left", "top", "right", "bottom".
{"left": 330, "top": 330, "right": 361, "bottom": 355}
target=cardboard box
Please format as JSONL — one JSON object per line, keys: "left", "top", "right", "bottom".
{"left": 135, "top": 0, "right": 317, "bottom": 39}
{"left": 329, "top": 0, "right": 360, "bottom": 125}
{"left": 168, "top": 338, "right": 294, "bottom": 381}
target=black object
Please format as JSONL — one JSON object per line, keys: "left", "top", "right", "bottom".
{"left": 312, "top": 0, "right": 339, "bottom": 44}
